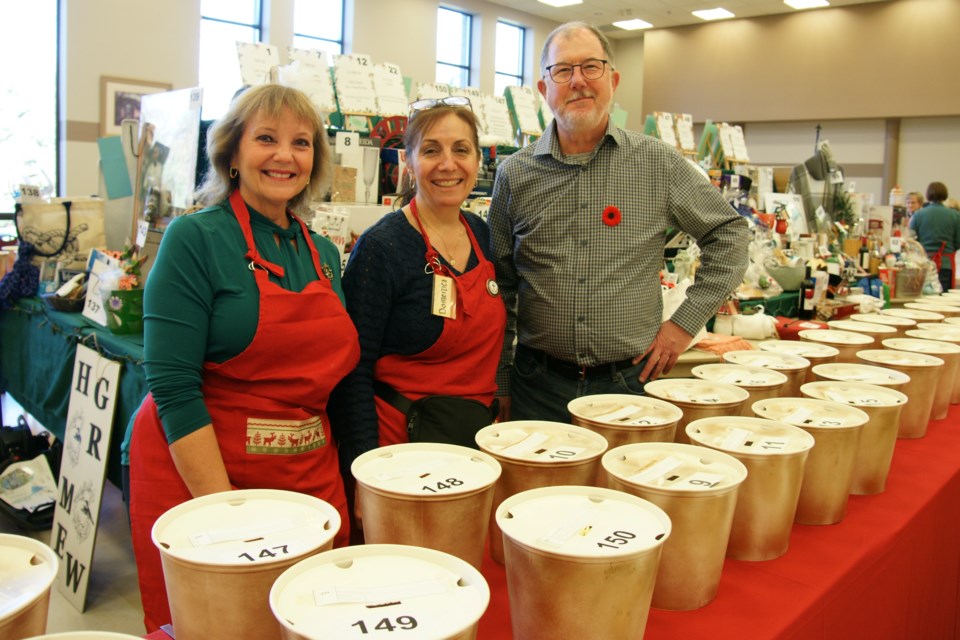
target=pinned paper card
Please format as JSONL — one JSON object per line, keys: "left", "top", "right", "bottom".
{"left": 372, "top": 62, "right": 409, "bottom": 117}
{"left": 237, "top": 41, "right": 279, "bottom": 86}
{"left": 282, "top": 47, "right": 337, "bottom": 113}
{"left": 504, "top": 85, "right": 542, "bottom": 137}
{"left": 655, "top": 112, "right": 678, "bottom": 149}
{"left": 676, "top": 113, "right": 696, "bottom": 152}
{"left": 461, "top": 88, "right": 491, "bottom": 141}
{"left": 415, "top": 82, "right": 451, "bottom": 101}
{"left": 332, "top": 54, "right": 378, "bottom": 115}
{"left": 480, "top": 95, "right": 515, "bottom": 147}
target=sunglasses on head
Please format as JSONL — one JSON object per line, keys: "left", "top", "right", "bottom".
{"left": 408, "top": 96, "right": 472, "bottom": 119}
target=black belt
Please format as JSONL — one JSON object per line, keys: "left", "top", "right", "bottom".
{"left": 516, "top": 344, "right": 638, "bottom": 380}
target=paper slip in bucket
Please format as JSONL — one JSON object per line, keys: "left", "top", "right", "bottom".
{"left": 811, "top": 362, "right": 910, "bottom": 389}
{"left": 799, "top": 329, "right": 874, "bottom": 364}
{"left": 152, "top": 489, "right": 341, "bottom": 640}
{"left": 270, "top": 544, "right": 489, "bottom": 640}
{"left": 883, "top": 337, "right": 960, "bottom": 419}
{"left": 567, "top": 394, "right": 683, "bottom": 446}
{"left": 602, "top": 443, "right": 747, "bottom": 610}
{"left": 857, "top": 349, "right": 944, "bottom": 438}
{"left": 850, "top": 313, "right": 916, "bottom": 338}
{"left": 752, "top": 398, "right": 867, "bottom": 525}
{"left": 351, "top": 443, "right": 501, "bottom": 570}
{"left": 0, "top": 534, "right": 58, "bottom": 640}
{"left": 643, "top": 378, "right": 750, "bottom": 444}
{"left": 691, "top": 364, "right": 788, "bottom": 417}
{"left": 758, "top": 340, "right": 838, "bottom": 387}
{"left": 496, "top": 486, "right": 670, "bottom": 640}
{"left": 475, "top": 421, "right": 608, "bottom": 565}
{"left": 686, "top": 417, "right": 814, "bottom": 560}
{"left": 721, "top": 350, "right": 811, "bottom": 398}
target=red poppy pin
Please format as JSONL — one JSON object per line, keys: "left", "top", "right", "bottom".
{"left": 602, "top": 205, "right": 622, "bottom": 227}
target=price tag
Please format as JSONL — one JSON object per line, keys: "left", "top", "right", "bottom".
{"left": 135, "top": 219, "right": 149, "bottom": 249}
{"left": 336, "top": 131, "right": 360, "bottom": 155}
{"left": 81, "top": 260, "right": 109, "bottom": 327}
{"left": 721, "top": 428, "right": 750, "bottom": 450}
{"left": 628, "top": 456, "right": 682, "bottom": 484}
{"left": 18, "top": 183, "right": 42, "bottom": 202}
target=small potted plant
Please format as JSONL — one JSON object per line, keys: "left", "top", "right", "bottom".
{"left": 98, "top": 246, "right": 148, "bottom": 334}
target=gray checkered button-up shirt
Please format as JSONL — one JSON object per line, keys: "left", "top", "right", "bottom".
{"left": 489, "top": 120, "right": 749, "bottom": 393}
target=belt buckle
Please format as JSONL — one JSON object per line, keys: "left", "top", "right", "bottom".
{"left": 578, "top": 365, "right": 588, "bottom": 380}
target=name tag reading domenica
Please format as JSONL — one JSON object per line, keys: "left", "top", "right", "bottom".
{"left": 431, "top": 275, "right": 457, "bottom": 319}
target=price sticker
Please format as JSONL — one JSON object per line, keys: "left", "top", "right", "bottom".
{"left": 628, "top": 456, "right": 683, "bottom": 484}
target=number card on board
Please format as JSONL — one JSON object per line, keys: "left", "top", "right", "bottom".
{"left": 237, "top": 41, "right": 280, "bottom": 86}
{"left": 655, "top": 112, "right": 678, "bottom": 149}
{"left": 51, "top": 344, "right": 121, "bottom": 612}
{"left": 332, "top": 54, "right": 378, "bottom": 115}
{"left": 283, "top": 47, "right": 337, "bottom": 113}
{"left": 718, "top": 123, "right": 736, "bottom": 163}
{"left": 730, "top": 125, "right": 750, "bottom": 162}
{"left": 480, "top": 95, "right": 516, "bottom": 147}
{"left": 372, "top": 63, "right": 409, "bottom": 117}
{"left": 460, "top": 87, "right": 491, "bottom": 143}
{"left": 675, "top": 113, "right": 696, "bottom": 152}
{"left": 415, "top": 82, "right": 451, "bottom": 101}
{"left": 504, "top": 85, "right": 542, "bottom": 137}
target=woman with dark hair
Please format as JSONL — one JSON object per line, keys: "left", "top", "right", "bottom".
{"left": 128, "top": 83, "right": 359, "bottom": 631}
{"left": 332, "top": 98, "right": 505, "bottom": 494}
{"left": 909, "top": 181, "right": 960, "bottom": 291}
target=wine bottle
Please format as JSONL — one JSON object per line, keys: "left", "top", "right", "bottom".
{"left": 798, "top": 266, "right": 816, "bottom": 320}
{"left": 859, "top": 236, "right": 870, "bottom": 271}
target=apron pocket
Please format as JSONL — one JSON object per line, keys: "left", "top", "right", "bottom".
{"left": 246, "top": 416, "right": 327, "bottom": 455}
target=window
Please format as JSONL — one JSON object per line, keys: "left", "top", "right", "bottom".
{"left": 494, "top": 21, "right": 525, "bottom": 97}
{"left": 293, "top": 0, "right": 344, "bottom": 58}
{"left": 0, "top": 0, "right": 58, "bottom": 215}
{"left": 199, "top": 0, "right": 263, "bottom": 120}
{"left": 436, "top": 8, "right": 472, "bottom": 88}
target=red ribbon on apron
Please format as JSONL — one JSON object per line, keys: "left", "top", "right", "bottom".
{"left": 129, "top": 191, "right": 359, "bottom": 632}
{"left": 373, "top": 198, "right": 506, "bottom": 446}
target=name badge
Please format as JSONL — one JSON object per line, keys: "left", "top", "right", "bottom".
{"left": 432, "top": 274, "right": 457, "bottom": 319}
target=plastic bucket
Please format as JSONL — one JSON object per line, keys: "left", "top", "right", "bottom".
{"left": 850, "top": 313, "right": 916, "bottom": 339}
{"left": 882, "top": 307, "right": 945, "bottom": 323}
{"left": 881, "top": 337, "right": 960, "bottom": 420}
{"left": 152, "top": 489, "right": 341, "bottom": 640}
{"left": 269, "top": 544, "right": 489, "bottom": 640}
{"left": 352, "top": 443, "right": 501, "bottom": 570}
{"left": 0, "top": 534, "right": 59, "bottom": 640}
{"left": 857, "top": 349, "right": 944, "bottom": 438}
{"left": 758, "top": 340, "right": 839, "bottom": 385}
{"left": 752, "top": 398, "right": 867, "bottom": 525}
{"left": 602, "top": 443, "right": 746, "bottom": 610}
{"left": 801, "top": 381, "right": 908, "bottom": 495}
{"left": 643, "top": 378, "right": 750, "bottom": 444}
{"left": 721, "top": 350, "right": 811, "bottom": 397}
{"left": 798, "top": 329, "right": 874, "bottom": 364}
{"left": 907, "top": 328, "right": 960, "bottom": 403}
{"left": 567, "top": 394, "right": 683, "bottom": 446}
{"left": 686, "top": 417, "right": 814, "bottom": 561}
{"left": 810, "top": 362, "right": 910, "bottom": 390}
{"left": 475, "top": 421, "right": 608, "bottom": 565}
{"left": 496, "top": 486, "right": 670, "bottom": 640}
{"left": 691, "top": 364, "right": 788, "bottom": 416}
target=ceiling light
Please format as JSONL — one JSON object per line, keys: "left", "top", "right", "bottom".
{"left": 784, "top": 0, "right": 830, "bottom": 8}
{"left": 537, "top": 0, "right": 583, "bottom": 6}
{"left": 692, "top": 8, "right": 736, "bottom": 20}
{"left": 612, "top": 19, "right": 654, "bottom": 30}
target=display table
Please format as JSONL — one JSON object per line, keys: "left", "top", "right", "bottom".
{"left": 144, "top": 406, "right": 960, "bottom": 640}
{"left": 0, "top": 297, "right": 147, "bottom": 487}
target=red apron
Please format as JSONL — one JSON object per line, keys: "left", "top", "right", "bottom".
{"left": 373, "top": 199, "right": 506, "bottom": 446}
{"left": 129, "top": 191, "right": 360, "bottom": 632}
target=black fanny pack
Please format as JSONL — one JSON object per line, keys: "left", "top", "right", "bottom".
{"left": 373, "top": 380, "right": 498, "bottom": 449}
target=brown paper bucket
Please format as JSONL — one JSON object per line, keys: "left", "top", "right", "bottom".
{"left": 758, "top": 340, "right": 839, "bottom": 386}
{"left": 568, "top": 394, "right": 683, "bottom": 445}
{"left": 0, "top": 534, "right": 59, "bottom": 640}
{"left": 352, "top": 443, "right": 501, "bottom": 570}
{"left": 152, "top": 489, "right": 341, "bottom": 640}
{"left": 496, "top": 486, "right": 671, "bottom": 640}
{"left": 691, "top": 364, "right": 788, "bottom": 417}
{"left": 643, "top": 378, "right": 750, "bottom": 444}
{"left": 721, "top": 350, "right": 811, "bottom": 397}
{"left": 882, "top": 337, "right": 960, "bottom": 420}
{"left": 27, "top": 634, "right": 144, "bottom": 639}
{"left": 904, "top": 302, "right": 959, "bottom": 319}
{"left": 602, "top": 443, "right": 747, "bottom": 610}
{"left": 801, "top": 381, "right": 908, "bottom": 495}
{"left": 799, "top": 329, "right": 874, "bottom": 364}
{"left": 908, "top": 328, "right": 960, "bottom": 403}
{"left": 857, "top": 349, "right": 944, "bottom": 438}
{"left": 827, "top": 320, "right": 897, "bottom": 343}
{"left": 476, "top": 421, "right": 608, "bottom": 565}
{"left": 752, "top": 398, "right": 867, "bottom": 525}
{"left": 270, "top": 544, "right": 489, "bottom": 640}
{"left": 882, "top": 307, "right": 945, "bottom": 324}
{"left": 686, "top": 417, "right": 814, "bottom": 561}
{"left": 850, "top": 313, "right": 916, "bottom": 339}
{"left": 811, "top": 362, "right": 910, "bottom": 390}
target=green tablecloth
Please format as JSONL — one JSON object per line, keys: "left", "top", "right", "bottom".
{"left": 0, "top": 297, "right": 147, "bottom": 487}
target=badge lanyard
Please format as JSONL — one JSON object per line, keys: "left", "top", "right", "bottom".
{"left": 410, "top": 197, "right": 461, "bottom": 319}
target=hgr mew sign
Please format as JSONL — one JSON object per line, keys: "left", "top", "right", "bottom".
{"left": 51, "top": 344, "right": 121, "bottom": 612}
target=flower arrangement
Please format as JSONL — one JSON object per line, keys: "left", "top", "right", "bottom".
{"left": 100, "top": 246, "right": 148, "bottom": 291}
{"left": 98, "top": 246, "right": 149, "bottom": 334}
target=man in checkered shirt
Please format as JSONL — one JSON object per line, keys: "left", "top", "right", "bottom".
{"left": 489, "top": 21, "right": 749, "bottom": 422}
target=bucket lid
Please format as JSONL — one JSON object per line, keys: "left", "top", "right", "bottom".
{"left": 270, "top": 544, "right": 489, "bottom": 640}
{"left": 351, "top": 443, "right": 501, "bottom": 496}
{"left": 850, "top": 313, "right": 916, "bottom": 328}
{"left": 602, "top": 442, "right": 747, "bottom": 493}
{"left": 752, "top": 397, "right": 868, "bottom": 429}
{"left": 758, "top": 339, "right": 839, "bottom": 358}
{"left": 0, "top": 534, "right": 58, "bottom": 620}
{"left": 800, "top": 381, "right": 908, "bottom": 407}
{"left": 908, "top": 328, "right": 960, "bottom": 344}
{"left": 151, "top": 489, "right": 341, "bottom": 566}
{"left": 904, "top": 302, "right": 956, "bottom": 315}
{"left": 945, "top": 317, "right": 960, "bottom": 326}
{"left": 690, "top": 363, "right": 787, "bottom": 389}
{"left": 721, "top": 350, "right": 810, "bottom": 371}
{"left": 811, "top": 362, "right": 910, "bottom": 385}
{"left": 686, "top": 416, "right": 815, "bottom": 456}
{"left": 798, "top": 329, "right": 874, "bottom": 346}
{"left": 883, "top": 337, "right": 960, "bottom": 355}
{"left": 495, "top": 486, "right": 671, "bottom": 559}
{"left": 882, "top": 308, "right": 945, "bottom": 322}
{"left": 827, "top": 320, "right": 897, "bottom": 336}
{"left": 475, "top": 421, "right": 608, "bottom": 463}
{"left": 643, "top": 378, "right": 750, "bottom": 405}
{"left": 567, "top": 394, "right": 682, "bottom": 428}
{"left": 857, "top": 348, "right": 944, "bottom": 368}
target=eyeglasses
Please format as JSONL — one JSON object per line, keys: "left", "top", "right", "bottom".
{"left": 544, "top": 59, "right": 609, "bottom": 84}
{"left": 408, "top": 96, "right": 473, "bottom": 119}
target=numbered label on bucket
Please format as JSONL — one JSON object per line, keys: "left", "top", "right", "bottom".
{"left": 535, "top": 446, "right": 586, "bottom": 461}
{"left": 421, "top": 477, "right": 464, "bottom": 493}
{"left": 237, "top": 544, "right": 290, "bottom": 563}
{"left": 682, "top": 471, "right": 726, "bottom": 489}
{"left": 595, "top": 530, "right": 638, "bottom": 550}
{"left": 757, "top": 437, "right": 790, "bottom": 451}
{"left": 351, "top": 615, "right": 418, "bottom": 634}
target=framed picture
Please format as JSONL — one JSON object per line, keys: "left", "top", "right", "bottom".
{"left": 100, "top": 76, "right": 172, "bottom": 137}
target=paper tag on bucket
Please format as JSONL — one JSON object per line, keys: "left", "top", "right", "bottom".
{"left": 721, "top": 428, "right": 750, "bottom": 449}
{"left": 314, "top": 578, "right": 451, "bottom": 606}
{"left": 594, "top": 405, "right": 643, "bottom": 423}
{"left": 499, "top": 431, "right": 549, "bottom": 457}
{"left": 781, "top": 407, "right": 813, "bottom": 425}
{"left": 629, "top": 456, "right": 683, "bottom": 484}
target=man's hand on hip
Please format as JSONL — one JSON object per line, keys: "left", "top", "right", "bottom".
{"left": 634, "top": 320, "right": 693, "bottom": 383}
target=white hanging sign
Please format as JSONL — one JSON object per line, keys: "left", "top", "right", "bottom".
{"left": 282, "top": 47, "right": 337, "bottom": 113}
{"left": 236, "top": 41, "right": 279, "bottom": 86}
{"left": 505, "top": 85, "right": 542, "bottom": 136}
{"left": 731, "top": 125, "right": 750, "bottom": 162}
{"left": 676, "top": 113, "right": 696, "bottom": 152}
{"left": 414, "top": 82, "right": 451, "bottom": 101}
{"left": 332, "top": 53, "right": 378, "bottom": 115}
{"left": 461, "top": 87, "right": 491, "bottom": 144}
{"left": 480, "top": 94, "right": 516, "bottom": 147}
{"left": 372, "top": 62, "right": 409, "bottom": 117}
{"left": 655, "top": 112, "right": 678, "bottom": 149}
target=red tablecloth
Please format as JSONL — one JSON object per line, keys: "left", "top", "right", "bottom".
{"left": 146, "top": 407, "right": 960, "bottom": 640}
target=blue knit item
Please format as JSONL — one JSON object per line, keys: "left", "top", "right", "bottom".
{"left": 0, "top": 243, "right": 41, "bottom": 309}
